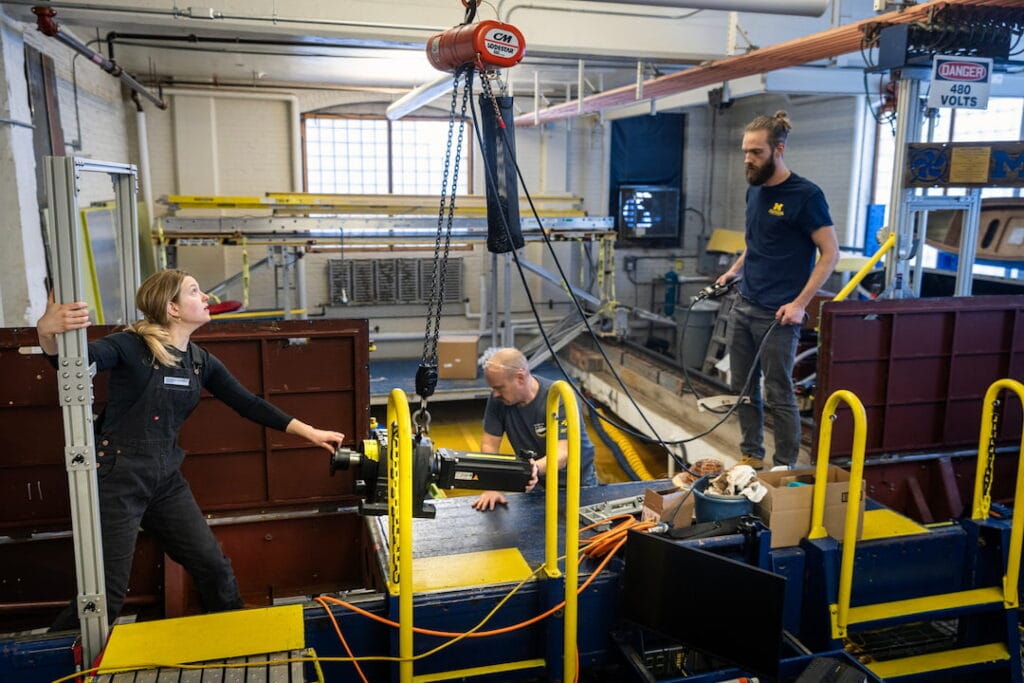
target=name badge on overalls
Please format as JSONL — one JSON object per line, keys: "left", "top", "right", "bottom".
{"left": 164, "top": 376, "right": 190, "bottom": 387}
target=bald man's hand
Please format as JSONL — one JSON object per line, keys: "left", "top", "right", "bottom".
{"left": 471, "top": 491, "right": 507, "bottom": 511}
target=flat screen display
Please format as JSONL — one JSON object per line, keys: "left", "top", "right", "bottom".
{"left": 622, "top": 530, "right": 785, "bottom": 680}
{"left": 617, "top": 185, "right": 681, "bottom": 245}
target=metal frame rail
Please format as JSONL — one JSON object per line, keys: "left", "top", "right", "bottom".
{"left": 43, "top": 156, "right": 140, "bottom": 666}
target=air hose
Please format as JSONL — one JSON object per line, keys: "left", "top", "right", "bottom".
{"left": 589, "top": 405, "right": 657, "bottom": 481}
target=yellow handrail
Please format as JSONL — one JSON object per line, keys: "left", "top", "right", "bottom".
{"left": 386, "top": 388, "right": 415, "bottom": 683}
{"left": 806, "top": 390, "right": 867, "bottom": 640}
{"left": 544, "top": 380, "right": 582, "bottom": 683}
{"left": 386, "top": 382, "right": 583, "bottom": 683}
{"left": 970, "top": 379, "right": 1024, "bottom": 608}
{"left": 832, "top": 232, "right": 896, "bottom": 302}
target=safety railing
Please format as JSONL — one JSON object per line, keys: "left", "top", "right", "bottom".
{"left": 806, "top": 389, "right": 867, "bottom": 640}
{"left": 389, "top": 380, "right": 582, "bottom": 683}
{"left": 544, "top": 380, "right": 582, "bottom": 683}
{"left": 832, "top": 232, "right": 896, "bottom": 302}
{"left": 970, "top": 378, "right": 1024, "bottom": 608}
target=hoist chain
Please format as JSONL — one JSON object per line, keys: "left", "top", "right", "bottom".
{"left": 980, "top": 396, "right": 1001, "bottom": 516}
{"left": 415, "top": 63, "right": 473, "bottom": 431}
{"left": 478, "top": 69, "right": 505, "bottom": 127}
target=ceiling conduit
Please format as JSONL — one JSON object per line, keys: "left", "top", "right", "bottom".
{"left": 31, "top": 6, "right": 167, "bottom": 109}
{"left": 585, "top": 0, "right": 829, "bottom": 16}
{"left": 513, "top": 0, "right": 1015, "bottom": 126}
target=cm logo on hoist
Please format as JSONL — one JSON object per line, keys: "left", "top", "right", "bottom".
{"left": 426, "top": 19, "right": 526, "bottom": 72}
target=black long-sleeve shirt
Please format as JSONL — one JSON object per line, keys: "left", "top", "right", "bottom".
{"left": 52, "top": 331, "right": 292, "bottom": 432}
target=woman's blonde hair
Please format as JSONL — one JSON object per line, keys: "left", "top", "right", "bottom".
{"left": 126, "top": 269, "right": 190, "bottom": 367}
{"left": 745, "top": 110, "right": 792, "bottom": 150}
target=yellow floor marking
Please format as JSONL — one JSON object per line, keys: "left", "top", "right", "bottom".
{"left": 413, "top": 548, "right": 532, "bottom": 592}
{"left": 98, "top": 605, "right": 303, "bottom": 672}
{"left": 860, "top": 508, "right": 929, "bottom": 541}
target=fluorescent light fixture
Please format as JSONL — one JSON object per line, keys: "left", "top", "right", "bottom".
{"left": 386, "top": 73, "right": 457, "bottom": 121}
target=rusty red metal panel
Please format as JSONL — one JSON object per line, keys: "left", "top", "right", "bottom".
{"left": 0, "top": 319, "right": 370, "bottom": 629}
{"left": 0, "top": 533, "right": 164, "bottom": 629}
{"left": 0, "top": 465, "right": 69, "bottom": 528}
{"left": 162, "top": 512, "right": 365, "bottom": 617}
{"left": 262, "top": 335, "right": 359, "bottom": 392}
{"left": 266, "top": 447, "right": 353, "bottom": 501}
{"left": 0, "top": 320, "right": 369, "bottom": 528}
{"left": 817, "top": 296, "right": 1024, "bottom": 459}
{"left": 179, "top": 398, "right": 267, "bottom": 453}
{"left": 181, "top": 451, "right": 268, "bottom": 509}
{"left": 197, "top": 339, "right": 264, "bottom": 394}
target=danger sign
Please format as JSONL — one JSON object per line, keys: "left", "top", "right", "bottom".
{"left": 927, "top": 55, "right": 992, "bottom": 110}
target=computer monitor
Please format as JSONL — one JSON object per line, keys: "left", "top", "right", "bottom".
{"left": 622, "top": 530, "right": 786, "bottom": 680}
{"left": 617, "top": 185, "right": 681, "bottom": 246}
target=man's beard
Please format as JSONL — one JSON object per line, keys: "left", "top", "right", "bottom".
{"left": 746, "top": 156, "right": 775, "bottom": 186}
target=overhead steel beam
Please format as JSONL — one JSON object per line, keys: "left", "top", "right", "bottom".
{"left": 514, "top": 0, "right": 1015, "bottom": 126}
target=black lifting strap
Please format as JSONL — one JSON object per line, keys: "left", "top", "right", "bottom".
{"left": 416, "top": 64, "right": 473, "bottom": 417}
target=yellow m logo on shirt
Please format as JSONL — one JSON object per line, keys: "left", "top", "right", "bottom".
{"left": 768, "top": 202, "right": 784, "bottom": 216}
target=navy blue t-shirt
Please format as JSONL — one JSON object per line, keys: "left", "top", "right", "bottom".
{"left": 739, "top": 172, "right": 833, "bottom": 310}
{"left": 483, "top": 375, "right": 597, "bottom": 486}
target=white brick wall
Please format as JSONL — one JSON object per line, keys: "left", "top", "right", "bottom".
{"left": 691, "top": 93, "right": 866, "bottom": 248}
{"left": 0, "top": 16, "right": 135, "bottom": 326}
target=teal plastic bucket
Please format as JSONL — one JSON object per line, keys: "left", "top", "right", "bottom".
{"left": 693, "top": 474, "right": 753, "bottom": 523}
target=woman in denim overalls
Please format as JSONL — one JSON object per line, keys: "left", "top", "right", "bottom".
{"left": 38, "top": 269, "right": 346, "bottom": 629}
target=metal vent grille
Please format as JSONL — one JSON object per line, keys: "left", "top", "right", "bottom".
{"left": 398, "top": 259, "right": 420, "bottom": 302}
{"left": 375, "top": 260, "right": 398, "bottom": 303}
{"left": 350, "top": 261, "right": 376, "bottom": 305}
{"left": 327, "top": 260, "right": 349, "bottom": 305}
{"left": 327, "top": 258, "right": 463, "bottom": 305}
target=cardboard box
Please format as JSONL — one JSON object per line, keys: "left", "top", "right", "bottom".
{"left": 642, "top": 486, "right": 695, "bottom": 530}
{"left": 755, "top": 466, "right": 864, "bottom": 549}
{"left": 437, "top": 335, "right": 479, "bottom": 379}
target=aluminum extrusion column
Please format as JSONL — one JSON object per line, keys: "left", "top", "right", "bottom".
{"left": 885, "top": 74, "right": 923, "bottom": 290}
{"left": 43, "top": 156, "right": 140, "bottom": 665}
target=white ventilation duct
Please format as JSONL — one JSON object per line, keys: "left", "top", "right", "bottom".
{"left": 585, "top": 0, "right": 829, "bottom": 16}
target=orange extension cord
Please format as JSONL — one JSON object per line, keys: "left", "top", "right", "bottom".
{"left": 315, "top": 515, "right": 657, "bottom": 681}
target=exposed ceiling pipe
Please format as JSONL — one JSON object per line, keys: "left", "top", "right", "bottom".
{"left": 31, "top": 6, "right": 167, "bottom": 109}
{"left": 576, "top": 0, "right": 828, "bottom": 16}
{"left": 514, "top": 0, "right": 1013, "bottom": 126}
{"left": 5, "top": 0, "right": 446, "bottom": 34}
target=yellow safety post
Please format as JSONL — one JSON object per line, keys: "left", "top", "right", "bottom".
{"left": 386, "top": 388, "right": 415, "bottom": 683}
{"left": 155, "top": 216, "right": 168, "bottom": 270}
{"left": 241, "top": 237, "right": 250, "bottom": 309}
{"left": 970, "top": 379, "right": 1024, "bottom": 607}
{"left": 806, "top": 390, "right": 867, "bottom": 640}
{"left": 543, "top": 380, "right": 581, "bottom": 683}
{"left": 832, "top": 232, "right": 896, "bottom": 302}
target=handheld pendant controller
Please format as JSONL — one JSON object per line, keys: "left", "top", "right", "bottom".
{"left": 692, "top": 276, "right": 741, "bottom": 303}
{"left": 331, "top": 426, "right": 535, "bottom": 519}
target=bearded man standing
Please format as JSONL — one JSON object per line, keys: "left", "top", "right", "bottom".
{"left": 716, "top": 111, "right": 839, "bottom": 470}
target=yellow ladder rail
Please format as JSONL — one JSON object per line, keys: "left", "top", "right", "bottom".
{"left": 388, "top": 380, "right": 583, "bottom": 683}
{"left": 806, "top": 389, "right": 867, "bottom": 641}
{"left": 970, "top": 378, "right": 1024, "bottom": 608}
